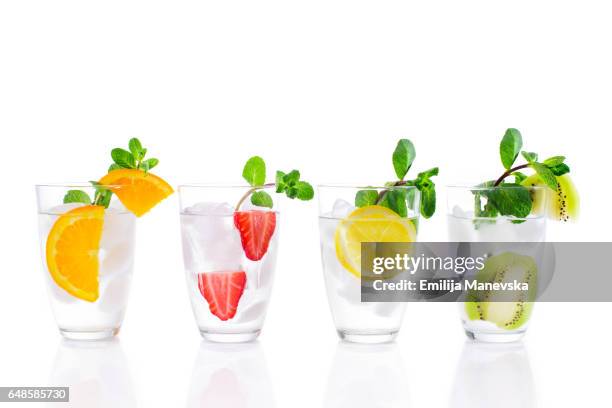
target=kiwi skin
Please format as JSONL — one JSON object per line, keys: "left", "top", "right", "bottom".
{"left": 465, "top": 252, "right": 537, "bottom": 330}
{"left": 522, "top": 173, "right": 579, "bottom": 222}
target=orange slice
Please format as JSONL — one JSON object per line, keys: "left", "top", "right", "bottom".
{"left": 98, "top": 169, "right": 174, "bottom": 217}
{"left": 46, "top": 205, "right": 105, "bottom": 302}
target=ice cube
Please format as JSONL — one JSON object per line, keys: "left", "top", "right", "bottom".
{"left": 182, "top": 202, "right": 243, "bottom": 272}
{"left": 99, "top": 212, "right": 136, "bottom": 277}
{"left": 98, "top": 274, "right": 131, "bottom": 314}
{"left": 374, "top": 301, "right": 400, "bottom": 317}
{"left": 331, "top": 199, "right": 355, "bottom": 218}
{"left": 235, "top": 301, "right": 267, "bottom": 323}
{"left": 185, "top": 202, "right": 234, "bottom": 216}
{"left": 452, "top": 205, "right": 468, "bottom": 218}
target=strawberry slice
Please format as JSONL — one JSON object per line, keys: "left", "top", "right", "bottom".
{"left": 233, "top": 210, "right": 277, "bottom": 261}
{"left": 198, "top": 271, "right": 247, "bottom": 321}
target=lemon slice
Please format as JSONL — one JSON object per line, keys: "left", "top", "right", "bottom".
{"left": 334, "top": 205, "right": 417, "bottom": 278}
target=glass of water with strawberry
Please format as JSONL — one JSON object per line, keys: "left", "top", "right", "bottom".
{"left": 179, "top": 157, "right": 313, "bottom": 342}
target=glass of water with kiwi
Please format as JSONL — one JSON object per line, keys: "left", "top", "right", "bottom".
{"left": 447, "top": 128, "right": 580, "bottom": 342}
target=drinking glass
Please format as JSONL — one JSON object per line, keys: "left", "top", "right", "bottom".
{"left": 447, "top": 184, "right": 548, "bottom": 342}
{"left": 36, "top": 184, "right": 136, "bottom": 340}
{"left": 178, "top": 185, "right": 279, "bottom": 342}
{"left": 318, "top": 185, "right": 420, "bottom": 343}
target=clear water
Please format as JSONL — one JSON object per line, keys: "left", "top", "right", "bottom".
{"left": 180, "top": 211, "right": 279, "bottom": 335}
{"left": 318, "top": 215, "right": 418, "bottom": 335}
{"left": 38, "top": 205, "right": 136, "bottom": 333}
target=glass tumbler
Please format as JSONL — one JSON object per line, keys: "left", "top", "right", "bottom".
{"left": 36, "top": 184, "right": 136, "bottom": 340}
{"left": 447, "top": 184, "right": 548, "bottom": 342}
{"left": 318, "top": 185, "right": 420, "bottom": 343}
{"left": 179, "top": 185, "right": 280, "bottom": 343}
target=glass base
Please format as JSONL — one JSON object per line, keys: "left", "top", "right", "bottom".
{"left": 338, "top": 330, "right": 398, "bottom": 344}
{"left": 465, "top": 329, "right": 526, "bottom": 343}
{"left": 59, "top": 328, "right": 119, "bottom": 341}
{"left": 200, "top": 330, "right": 261, "bottom": 343}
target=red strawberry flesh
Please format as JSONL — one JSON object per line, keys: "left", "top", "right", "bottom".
{"left": 234, "top": 210, "right": 276, "bottom": 261}
{"left": 198, "top": 271, "right": 247, "bottom": 321}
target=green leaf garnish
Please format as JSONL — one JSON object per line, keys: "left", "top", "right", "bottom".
{"left": 242, "top": 156, "right": 266, "bottom": 186}
{"left": 250, "top": 191, "right": 274, "bottom": 208}
{"left": 90, "top": 181, "right": 112, "bottom": 208}
{"left": 128, "top": 138, "right": 145, "bottom": 161}
{"left": 530, "top": 162, "right": 558, "bottom": 189}
{"left": 353, "top": 139, "right": 438, "bottom": 219}
{"left": 111, "top": 148, "right": 136, "bottom": 169}
{"left": 521, "top": 151, "right": 538, "bottom": 163}
{"left": 513, "top": 171, "right": 528, "bottom": 183}
{"left": 236, "top": 157, "right": 314, "bottom": 210}
{"left": 548, "top": 162, "right": 570, "bottom": 176}
{"left": 476, "top": 128, "right": 574, "bottom": 223}
{"left": 485, "top": 183, "right": 532, "bottom": 218}
{"left": 500, "top": 128, "right": 523, "bottom": 169}
{"left": 295, "top": 181, "right": 314, "bottom": 200}
{"left": 63, "top": 190, "right": 92, "bottom": 204}
{"left": 392, "top": 139, "right": 416, "bottom": 180}
{"left": 379, "top": 189, "right": 408, "bottom": 217}
{"left": 543, "top": 156, "right": 565, "bottom": 167}
{"left": 355, "top": 189, "right": 379, "bottom": 207}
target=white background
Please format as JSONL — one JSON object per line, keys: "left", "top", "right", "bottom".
{"left": 1, "top": 0, "right": 611, "bottom": 407}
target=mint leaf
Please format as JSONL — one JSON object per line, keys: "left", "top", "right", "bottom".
{"left": 392, "top": 139, "right": 416, "bottom": 180}
{"left": 548, "top": 162, "right": 570, "bottom": 176}
{"left": 90, "top": 181, "right": 113, "bottom": 208}
{"left": 379, "top": 189, "right": 408, "bottom": 217}
{"left": 283, "top": 170, "right": 300, "bottom": 184}
{"left": 250, "top": 191, "right": 274, "bottom": 208}
{"left": 486, "top": 183, "right": 532, "bottom": 218}
{"left": 275, "top": 171, "right": 286, "bottom": 193}
{"left": 295, "top": 181, "right": 313, "bottom": 200}
{"left": 543, "top": 156, "right": 565, "bottom": 167}
{"left": 513, "top": 171, "right": 528, "bottom": 183}
{"left": 521, "top": 151, "right": 538, "bottom": 163}
{"left": 108, "top": 163, "right": 122, "bottom": 172}
{"left": 419, "top": 184, "right": 436, "bottom": 219}
{"left": 111, "top": 148, "right": 136, "bottom": 169}
{"left": 417, "top": 167, "right": 439, "bottom": 180}
{"left": 355, "top": 189, "right": 378, "bottom": 207}
{"left": 63, "top": 190, "right": 92, "bottom": 204}
{"left": 500, "top": 128, "right": 523, "bottom": 169}
{"left": 242, "top": 156, "right": 266, "bottom": 186}
{"left": 128, "top": 138, "right": 145, "bottom": 161}
{"left": 530, "top": 162, "right": 558, "bottom": 190}
{"left": 141, "top": 158, "right": 159, "bottom": 170}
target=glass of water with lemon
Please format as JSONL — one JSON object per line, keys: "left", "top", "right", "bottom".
{"left": 318, "top": 185, "right": 420, "bottom": 343}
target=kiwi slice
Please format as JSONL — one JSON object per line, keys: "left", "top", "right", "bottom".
{"left": 522, "top": 173, "right": 579, "bottom": 222}
{"left": 465, "top": 252, "right": 537, "bottom": 330}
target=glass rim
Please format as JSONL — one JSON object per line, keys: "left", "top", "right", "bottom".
{"left": 35, "top": 182, "right": 124, "bottom": 188}
{"left": 178, "top": 183, "right": 275, "bottom": 190}
{"left": 317, "top": 183, "right": 419, "bottom": 190}
{"left": 446, "top": 183, "right": 547, "bottom": 191}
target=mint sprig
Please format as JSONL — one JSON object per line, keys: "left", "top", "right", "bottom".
{"left": 62, "top": 138, "right": 160, "bottom": 209}
{"left": 236, "top": 156, "right": 314, "bottom": 210}
{"left": 110, "top": 137, "right": 159, "bottom": 173}
{"left": 354, "top": 139, "right": 439, "bottom": 219}
{"left": 474, "top": 128, "right": 573, "bottom": 220}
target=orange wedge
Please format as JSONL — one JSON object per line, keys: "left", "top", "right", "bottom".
{"left": 46, "top": 205, "right": 105, "bottom": 302}
{"left": 98, "top": 169, "right": 174, "bottom": 217}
